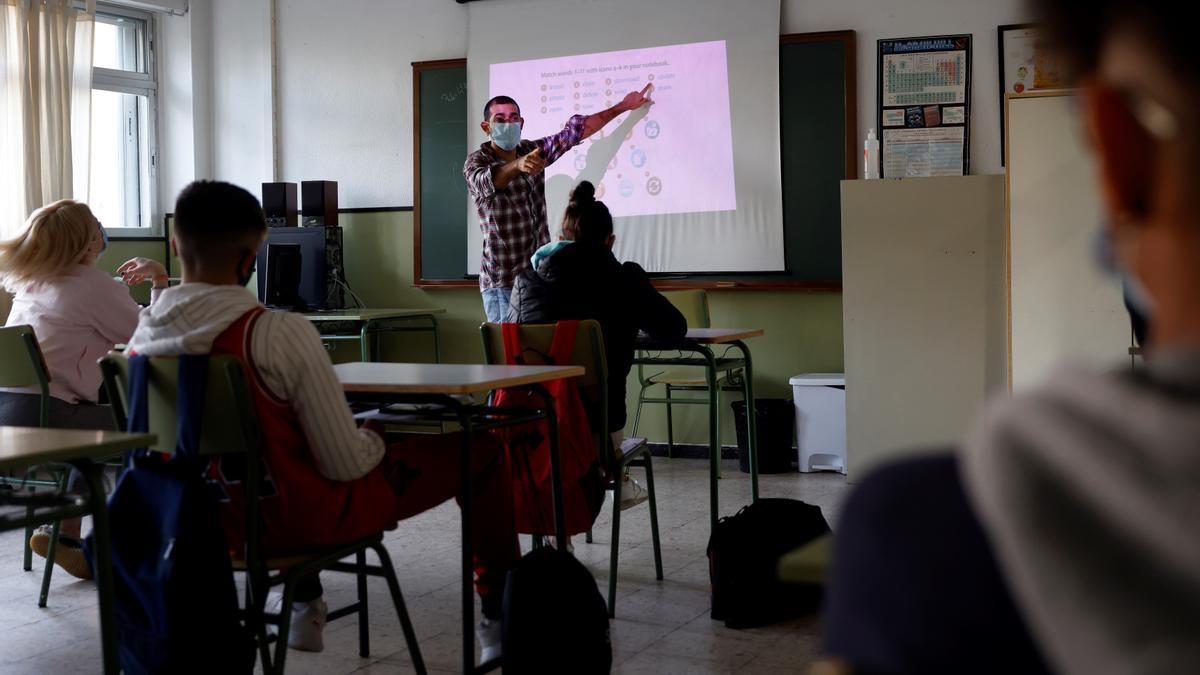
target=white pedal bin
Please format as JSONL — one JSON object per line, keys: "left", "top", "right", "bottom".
{"left": 789, "top": 374, "right": 846, "bottom": 474}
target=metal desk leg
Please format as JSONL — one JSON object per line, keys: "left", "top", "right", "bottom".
{"left": 457, "top": 408, "right": 475, "bottom": 674}
{"left": 430, "top": 315, "right": 442, "bottom": 364}
{"left": 735, "top": 341, "right": 759, "bottom": 502}
{"left": 75, "top": 459, "right": 118, "bottom": 674}
{"left": 359, "top": 321, "right": 373, "bottom": 362}
{"left": 703, "top": 347, "right": 720, "bottom": 533}
{"left": 531, "top": 383, "right": 567, "bottom": 546}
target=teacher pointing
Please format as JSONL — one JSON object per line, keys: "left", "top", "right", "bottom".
{"left": 465, "top": 84, "right": 654, "bottom": 322}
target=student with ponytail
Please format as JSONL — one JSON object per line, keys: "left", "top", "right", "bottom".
{"left": 508, "top": 181, "right": 687, "bottom": 509}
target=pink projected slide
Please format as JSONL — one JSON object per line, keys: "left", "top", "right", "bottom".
{"left": 490, "top": 40, "right": 736, "bottom": 219}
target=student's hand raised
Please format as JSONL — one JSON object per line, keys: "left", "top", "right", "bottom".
{"left": 517, "top": 147, "right": 545, "bottom": 176}
{"left": 117, "top": 257, "right": 168, "bottom": 287}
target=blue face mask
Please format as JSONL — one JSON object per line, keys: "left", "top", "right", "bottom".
{"left": 1094, "top": 227, "right": 1155, "bottom": 332}
{"left": 99, "top": 224, "right": 108, "bottom": 253}
{"left": 237, "top": 252, "right": 257, "bottom": 288}
{"left": 490, "top": 122, "right": 521, "bottom": 151}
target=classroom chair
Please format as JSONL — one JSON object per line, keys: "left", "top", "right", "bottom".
{"left": 631, "top": 290, "right": 745, "bottom": 461}
{"left": 0, "top": 324, "right": 71, "bottom": 608}
{"left": 481, "top": 320, "right": 664, "bottom": 617}
{"left": 100, "top": 355, "right": 426, "bottom": 675}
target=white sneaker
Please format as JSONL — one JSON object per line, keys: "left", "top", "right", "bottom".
{"left": 477, "top": 617, "right": 502, "bottom": 663}
{"left": 265, "top": 592, "right": 327, "bottom": 652}
{"left": 619, "top": 475, "right": 649, "bottom": 511}
{"left": 545, "top": 535, "right": 574, "bottom": 553}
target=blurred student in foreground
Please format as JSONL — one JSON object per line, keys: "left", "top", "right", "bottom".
{"left": 820, "top": 1, "right": 1200, "bottom": 673}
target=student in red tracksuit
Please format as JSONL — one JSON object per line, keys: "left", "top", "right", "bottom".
{"left": 125, "top": 180, "right": 518, "bottom": 660}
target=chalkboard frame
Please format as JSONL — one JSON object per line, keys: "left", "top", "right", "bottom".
{"left": 413, "top": 58, "right": 474, "bottom": 287}
{"left": 783, "top": 31, "right": 857, "bottom": 188}
{"left": 412, "top": 31, "right": 855, "bottom": 291}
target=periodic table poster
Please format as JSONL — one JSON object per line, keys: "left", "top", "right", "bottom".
{"left": 877, "top": 35, "right": 972, "bottom": 178}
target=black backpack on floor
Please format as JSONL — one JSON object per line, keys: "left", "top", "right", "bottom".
{"left": 502, "top": 546, "right": 611, "bottom": 674}
{"left": 708, "top": 498, "right": 831, "bottom": 629}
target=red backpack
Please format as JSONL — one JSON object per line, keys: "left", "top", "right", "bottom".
{"left": 492, "top": 321, "right": 605, "bottom": 536}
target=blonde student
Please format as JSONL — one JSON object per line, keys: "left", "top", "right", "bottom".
{"left": 0, "top": 199, "right": 167, "bottom": 577}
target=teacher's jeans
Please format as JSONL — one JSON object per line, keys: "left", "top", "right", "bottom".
{"left": 482, "top": 287, "right": 512, "bottom": 324}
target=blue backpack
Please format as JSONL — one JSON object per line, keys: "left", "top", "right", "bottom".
{"left": 85, "top": 356, "right": 254, "bottom": 674}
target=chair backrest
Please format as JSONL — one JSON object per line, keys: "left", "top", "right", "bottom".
{"left": 0, "top": 325, "right": 51, "bottom": 426}
{"left": 99, "top": 354, "right": 261, "bottom": 460}
{"left": 99, "top": 352, "right": 267, "bottom": 584}
{"left": 663, "top": 290, "right": 710, "bottom": 329}
{"left": 0, "top": 325, "right": 51, "bottom": 389}
{"left": 479, "top": 320, "right": 611, "bottom": 462}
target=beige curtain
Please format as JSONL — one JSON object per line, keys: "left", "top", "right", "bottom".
{"left": 0, "top": 0, "right": 94, "bottom": 239}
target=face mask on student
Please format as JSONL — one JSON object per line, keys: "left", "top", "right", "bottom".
{"left": 490, "top": 122, "right": 522, "bottom": 151}
{"left": 237, "top": 252, "right": 257, "bottom": 288}
{"left": 1094, "top": 227, "right": 1155, "bottom": 331}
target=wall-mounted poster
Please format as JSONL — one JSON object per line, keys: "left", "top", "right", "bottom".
{"left": 999, "top": 24, "right": 1066, "bottom": 164}
{"left": 877, "top": 35, "right": 971, "bottom": 178}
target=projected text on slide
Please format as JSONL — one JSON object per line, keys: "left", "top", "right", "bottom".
{"left": 490, "top": 40, "right": 736, "bottom": 221}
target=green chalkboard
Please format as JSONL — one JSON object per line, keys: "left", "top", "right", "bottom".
{"left": 412, "top": 32, "right": 855, "bottom": 290}
{"left": 414, "top": 59, "right": 471, "bottom": 284}
{"left": 776, "top": 31, "right": 855, "bottom": 287}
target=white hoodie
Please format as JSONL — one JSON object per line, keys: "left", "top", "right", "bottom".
{"left": 126, "top": 283, "right": 385, "bottom": 481}
{"left": 962, "top": 352, "right": 1200, "bottom": 675}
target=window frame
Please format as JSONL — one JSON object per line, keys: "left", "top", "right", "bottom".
{"left": 91, "top": 2, "right": 160, "bottom": 238}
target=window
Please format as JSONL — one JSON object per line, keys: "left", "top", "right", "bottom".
{"left": 90, "top": 4, "right": 157, "bottom": 235}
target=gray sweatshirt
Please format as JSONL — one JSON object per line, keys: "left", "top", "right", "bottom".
{"left": 962, "top": 352, "right": 1200, "bottom": 675}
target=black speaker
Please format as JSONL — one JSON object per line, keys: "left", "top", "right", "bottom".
{"left": 301, "top": 180, "right": 338, "bottom": 227}
{"left": 262, "top": 182, "right": 298, "bottom": 227}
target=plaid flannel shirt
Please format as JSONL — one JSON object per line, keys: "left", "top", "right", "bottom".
{"left": 464, "top": 114, "right": 587, "bottom": 290}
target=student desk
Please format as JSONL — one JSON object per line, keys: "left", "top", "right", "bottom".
{"left": 634, "top": 328, "right": 764, "bottom": 533}
{"left": 0, "top": 427, "right": 157, "bottom": 675}
{"left": 306, "top": 308, "right": 446, "bottom": 362}
{"left": 333, "top": 362, "right": 583, "bottom": 674}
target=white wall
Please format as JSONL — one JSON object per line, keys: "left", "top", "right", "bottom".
{"left": 157, "top": 0, "right": 272, "bottom": 208}
{"left": 783, "top": 0, "right": 1031, "bottom": 176}
{"left": 276, "top": 0, "right": 467, "bottom": 208}
{"left": 209, "top": 0, "right": 272, "bottom": 191}
{"left": 159, "top": 0, "right": 1031, "bottom": 207}
{"left": 157, "top": 10, "right": 195, "bottom": 209}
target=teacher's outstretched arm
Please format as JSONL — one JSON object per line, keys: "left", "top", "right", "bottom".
{"left": 581, "top": 84, "right": 654, "bottom": 139}
{"left": 492, "top": 148, "right": 545, "bottom": 191}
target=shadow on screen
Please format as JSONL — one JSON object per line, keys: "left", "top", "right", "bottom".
{"left": 545, "top": 105, "right": 650, "bottom": 231}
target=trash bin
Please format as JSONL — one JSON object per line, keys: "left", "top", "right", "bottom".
{"left": 731, "top": 399, "right": 795, "bottom": 474}
{"left": 790, "top": 374, "right": 846, "bottom": 474}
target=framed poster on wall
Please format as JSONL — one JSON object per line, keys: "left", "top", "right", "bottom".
{"left": 877, "top": 35, "right": 971, "bottom": 178}
{"left": 998, "top": 24, "right": 1066, "bottom": 164}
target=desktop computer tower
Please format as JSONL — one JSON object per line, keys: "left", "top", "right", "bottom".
{"left": 324, "top": 226, "right": 346, "bottom": 309}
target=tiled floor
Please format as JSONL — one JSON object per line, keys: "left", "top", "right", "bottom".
{"left": 0, "top": 458, "right": 847, "bottom": 674}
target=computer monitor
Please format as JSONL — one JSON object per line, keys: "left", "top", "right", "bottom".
{"left": 263, "top": 243, "right": 303, "bottom": 309}
{"left": 256, "top": 227, "right": 327, "bottom": 310}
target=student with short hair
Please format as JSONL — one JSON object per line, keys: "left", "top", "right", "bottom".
{"left": 0, "top": 199, "right": 167, "bottom": 579}
{"left": 822, "top": 0, "right": 1200, "bottom": 672}
{"left": 125, "top": 180, "right": 519, "bottom": 658}
{"left": 507, "top": 181, "right": 687, "bottom": 507}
